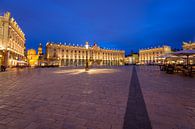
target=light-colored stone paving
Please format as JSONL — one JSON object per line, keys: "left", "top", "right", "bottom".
{"left": 1, "top": 66, "right": 195, "bottom": 129}
{"left": 0, "top": 67, "right": 132, "bottom": 129}
{"left": 136, "top": 66, "right": 195, "bottom": 129}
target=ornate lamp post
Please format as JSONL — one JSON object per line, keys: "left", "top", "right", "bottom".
{"left": 85, "top": 42, "right": 89, "bottom": 71}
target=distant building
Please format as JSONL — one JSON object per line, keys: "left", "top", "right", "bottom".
{"left": 37, "top": 43, "right": 47, "bottom": 66}
{"left": 27, "top": 49, "right": 39, "bottom": 66}
{"left": 46, "top": 42, "right": 125, "bottom": 66}
{"left": 0, "top": 12, "right": 26, "bottom": 67}
{"left": 125, "top": 53, "right": 139, "bottom": 65}
{"left": 139, "top": 45, "right": 172, "bottom": 64}
{"left": 183, "top": 41, "right": 195, "bottom": 50}
{"left": 27, "top": 43, "right": 45, "bottom": 67}
{"left": 38, "top": 43, "right": 43, "bottom": 56}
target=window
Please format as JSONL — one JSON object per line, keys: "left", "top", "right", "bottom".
{"left": 53, "top": 52, "right": 57, "bottom": 57}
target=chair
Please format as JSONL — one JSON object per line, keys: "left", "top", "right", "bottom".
{"left": 166, "top": 64, "right": 175, "bottom": 74}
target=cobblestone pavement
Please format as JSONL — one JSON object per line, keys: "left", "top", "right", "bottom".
{"left": 0, "top": 66, "right": 195, "bottom": 129}
{"left": 123, "top": 67, "right": 152, "bottom": 129}
{"left": 136, "top": 66, "right": 195, "bottom": 129}
{"left": 0, "top": 66, "right": 132, "bottom": 129}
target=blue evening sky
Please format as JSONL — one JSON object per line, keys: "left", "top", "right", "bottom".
{"left": 1, "top": 0, "right": 195, "bottom": 54}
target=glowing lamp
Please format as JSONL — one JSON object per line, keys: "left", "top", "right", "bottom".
{"left": 85, "top": 42, "right": 89, "bottom": 49}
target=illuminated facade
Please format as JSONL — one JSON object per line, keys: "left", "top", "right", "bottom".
{"left": 27, "top": 49, "right": 38, "bottom": 66}
{"left": 0, "top": 12, "right": 26, "bottom": 67}
{"left": 38, "top": 43, "right": 43, "bottom": 56}
{"left": 125, "top": 53, "right": 139, "bottom": 65}
{"left": 183, "top": 42, "right": 195, "bottom": 50}
{"left": 139, "top": 45, "right": 172, "bottom": 64}
{"left": 46, "top": 42, "right": 125, "bottom": 66}
{"left": 27, "top": 43, "right": 44, "bottom": 67}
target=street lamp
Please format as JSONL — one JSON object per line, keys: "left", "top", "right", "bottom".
{"left": 85, "top": 42, "right": 89, "bottom": 71}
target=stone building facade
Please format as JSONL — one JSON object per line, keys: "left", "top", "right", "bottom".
{"left": 46, "top": 42, "right": 125, "bottom": 66}
{"left": 183, "top": 42, "right": 195, "bottom": 50}
{"left": 38, "top": 43, "right": 43, "bottom": 56}
{"left": 27, "top": 49, "right": 39, "bottom": 67}
{"left": 27, "top": 43, "right": 44, "bottom": 67}
{"left": 125, "top": 53, "right": 139, "bottom": 65}
{"left": 0, "top": 12, "right": 26, "bottom": 67}
{"left": 139, "top": 45, "right": 172, "bottom": 64}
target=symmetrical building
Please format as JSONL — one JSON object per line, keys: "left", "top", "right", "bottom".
{"left": 46, "top": 42, "right": 125, "bottom": 66}
{"left": 125, "top": 53, "right": 139, "bottom": 65}
{"left": 0, "top": 12, "right": 26, "bottom": 67}
{"left": 139, "top": 45, "right": 172, "bottom": 64}
{"left": 183, "top": 41, "right": 195, "bottom": 50}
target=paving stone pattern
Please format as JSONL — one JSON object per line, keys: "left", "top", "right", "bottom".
{"left": 0, "top": 67, "right": 132, "bottom": 129}
{"left": 136, "top": 66, "right": 195, "bottom": 129}
{"left": 0, "top": 66, "right": 195, "bottom": 129}
{"left": 123, "top": 66, "right": 152, "bottom": 129}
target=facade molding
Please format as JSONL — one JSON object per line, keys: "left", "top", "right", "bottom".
{"left": 46, "top": 42, "right": 125, "bottom": 66}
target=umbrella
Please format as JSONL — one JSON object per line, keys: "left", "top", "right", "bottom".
{"left": 157, "top": 54, "right": 177, "bottom": 59}
{"left": 172, "top": 50, "right": 195, "bottom": 55}
{"left": 156, "top": 54, "right": 180, "bottom": 64}
{"left": 173, "top": 50, "right": 195, "bottom": 66}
